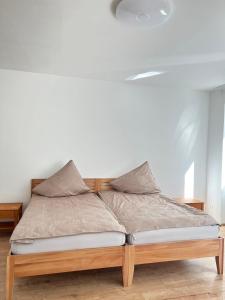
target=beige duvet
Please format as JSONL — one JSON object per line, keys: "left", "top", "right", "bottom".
{"left": 98, "top": 191, "right": 218, "bottom": 233}
{"left": 11, "top": 193, "right": 126, "bottom": 243}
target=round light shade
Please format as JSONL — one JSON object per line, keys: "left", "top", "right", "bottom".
{"left": 116, "top": 0, "right": 174, "bottom": 27}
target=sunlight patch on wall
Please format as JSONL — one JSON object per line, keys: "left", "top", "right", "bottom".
{"left": 184, "top": 162, "right": 195, "bottom": 198}
{"left": 174, "top": 104, "right": 200, "bottom": 157}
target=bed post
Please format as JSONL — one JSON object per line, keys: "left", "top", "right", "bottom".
{"left": 6, "top": 253, "right": 14, "bottom": 300}
{"left": 215, "top": 237, "right": 224, "bottom": 275}
{"left": 122, "top": 245, "right": 135, "bottom": 287}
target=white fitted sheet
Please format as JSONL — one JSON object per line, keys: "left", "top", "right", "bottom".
{"left": 11, "top": 231, "right": 126, "bottom": 254}
{"left": 127, "top": 225, "right": 219, "bottom": 245}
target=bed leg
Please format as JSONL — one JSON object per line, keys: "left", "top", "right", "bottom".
{"left": 6, "top": 254, "right": 14, "bottom": 300}
{"left": 215, "top": 238, "right": 224, "bottom": 275}
{"left": 122, "top": 245, "right": 134, "bottom": 287}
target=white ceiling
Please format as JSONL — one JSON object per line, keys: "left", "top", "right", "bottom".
{"left": 0, "top": 0, "right": 225, "bottom": 90}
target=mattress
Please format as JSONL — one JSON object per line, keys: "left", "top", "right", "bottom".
{"left": 11, "top": 231, "right": 126, "bottom": 254}
{"left": 127, "top": 225, "right": 219, "bottom": 245}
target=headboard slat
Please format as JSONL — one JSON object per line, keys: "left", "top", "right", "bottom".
{"left": 31, "top": 178, "right": 113, "bottom": 193}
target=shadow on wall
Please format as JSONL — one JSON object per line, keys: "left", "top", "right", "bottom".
{"left": 221, "top": 133, "right": 225, "bottom": 222}
{"left": 221, "top": 137, "right": 225, "bottom": 190}
{"left": 174, "top": 103, "right": 201, "bottom": 198}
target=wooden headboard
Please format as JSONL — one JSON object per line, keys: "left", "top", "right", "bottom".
{"left": 31, "top": 178, "right": 113, "bottom": 193}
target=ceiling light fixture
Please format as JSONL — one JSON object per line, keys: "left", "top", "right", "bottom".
{"left": 126, "top": 71, "right": 164, "bottom": 81}
{"left": 116, "top": 0, "right": 174, "bottom": 27}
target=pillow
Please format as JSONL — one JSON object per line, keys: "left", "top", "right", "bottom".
{"left": 32, "top": 160, "right": 90, "bottom": 197}
{"left": 110, "top": 161, "right": 160, "bottom": 194}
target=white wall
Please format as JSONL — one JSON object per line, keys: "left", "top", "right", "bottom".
{"left": 207, "top": 89, "right": 225, "bottom": 223}
{"left": 0, "top": 69, "right": 209, "bottom": 205}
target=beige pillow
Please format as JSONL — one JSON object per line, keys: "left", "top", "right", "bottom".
{"left": 111, "top": 161, "right": 160, "bottom": 194}
{"left": 32, "top": 160, "right": 90, "bottom": 197}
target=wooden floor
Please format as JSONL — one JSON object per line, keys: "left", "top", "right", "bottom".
{"left": 1, "top": 231, "right": 225, "bottom": 300}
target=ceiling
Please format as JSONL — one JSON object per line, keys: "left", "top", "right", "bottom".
{"left": 0, "top": 0, "right": 225, "bottom": 90}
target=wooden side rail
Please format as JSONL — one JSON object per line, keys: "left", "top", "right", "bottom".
{"left": 124, "top": 238, "right": 224, "bottom": 287}
{"left": 6, "top": 239, "right": 224, "bottom": 299}
{"left": 6, "top": 246, "right": 124, "bottom": 300}
{"left": 134, "top": 238, "right": 224, "bottom": 265}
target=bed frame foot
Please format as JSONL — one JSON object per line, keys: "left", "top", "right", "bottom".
{"left": 6, "top": 255, "right": 14, "bottom": 300}
{"left": 122, "top": 245, "right": 134, "bottom": 287}
{"left": 215, "top": 238, "right": 224, "bottom": 275}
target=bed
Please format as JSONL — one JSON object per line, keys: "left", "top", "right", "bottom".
{"left": 6, "top": 178, "right": 224, "bottom": 300}
{"left": 98, "top": 187, "right": 224, "bottom": 286}
{"left": 6, "top": 179, "right": 128, "bottom": 300}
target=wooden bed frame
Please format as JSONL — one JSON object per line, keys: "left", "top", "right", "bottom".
{"left": 6, "top": 178, "right": 224, "bottom": 300}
